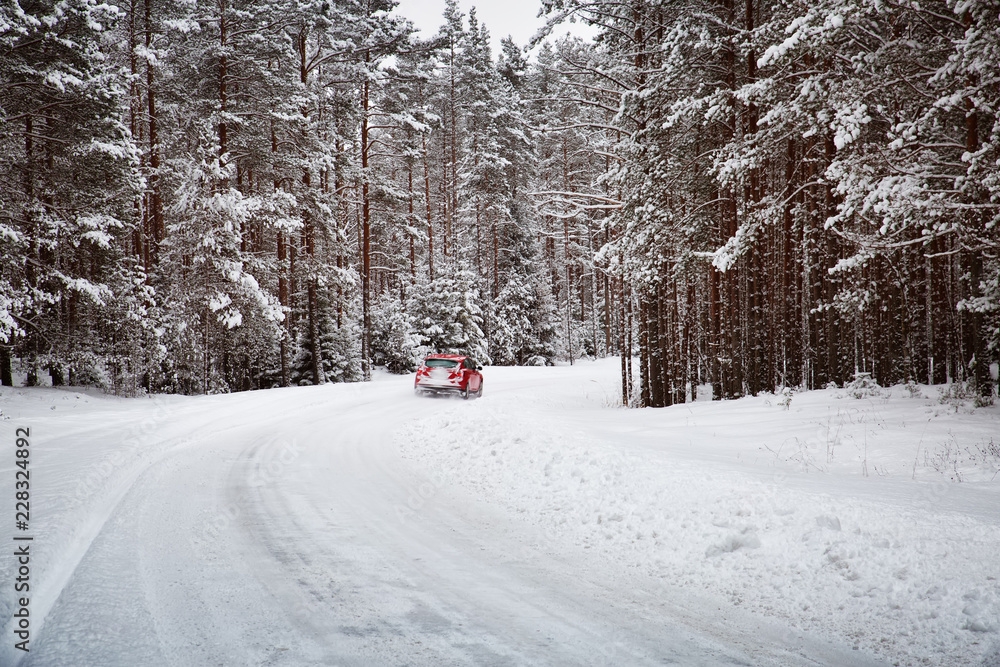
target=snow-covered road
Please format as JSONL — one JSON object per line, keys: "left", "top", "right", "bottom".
{"left": 1, "top": 360, "right": 998, "bottom": 666}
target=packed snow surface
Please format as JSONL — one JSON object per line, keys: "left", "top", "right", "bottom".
{"left": 1, "top": 359, "right": 998, "bottom": 666}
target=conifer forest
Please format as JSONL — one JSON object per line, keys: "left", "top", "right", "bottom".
{"left": 2, "top": 0, "right": 998, "bottom": 404}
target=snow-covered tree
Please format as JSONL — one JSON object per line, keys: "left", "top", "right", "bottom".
{"left": 369, "top": 291, "right": 421, "bottom": 374}
{"left": 290, "top": 285, "right": 361, "bottom": 385}
{"left": 542, "top": 0, "right": 999, "bottom": 404}
{"left": 0, "top": 0, "right": 145, "bottom": 388}
{"left": 491, "top": 210, "right": 559, "bottom": 365}
{"left": 408, "top": 272, "right": 489, "bottom": 362}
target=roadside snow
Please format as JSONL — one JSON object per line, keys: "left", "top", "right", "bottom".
{"left": 397, "top": 360, "right": 1000, "bottom": 667}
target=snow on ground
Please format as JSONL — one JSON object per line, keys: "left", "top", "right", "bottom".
{"left": 0, "top": 359, "right": 997, "bottom": 666}
{"left": 398, "top": 361, "right": 1000, "bottom": 667}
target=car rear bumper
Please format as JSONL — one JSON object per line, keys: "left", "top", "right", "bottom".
{"left": 415, "top": 383, "right": 464, "bottom": 392}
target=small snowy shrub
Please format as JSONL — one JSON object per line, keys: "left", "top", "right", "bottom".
{"left": 969, "top": 438, "right": 1000, "bottom": 481}
{"left": 973, "top": 391, "right": 995, "bottom": 409}
{"left": 843, "top": 372, "right": 882, "bottom": 399}
{"left": 939, "top": 381, "right": 976, "bottom": 403}
{"left": 777, "top": 386, "right": 794, "bottom": 410}
{"left": 68, "top": 354, "right": 110, "bottom": 389}
{"left": 936, "top": 381, "right": 988, "bottom": 411}
{"left": 903, "top": 380, "right": 924, "bottom": 398}
{"left": 924, "top": 436, "right": 1000, "bottom": 482}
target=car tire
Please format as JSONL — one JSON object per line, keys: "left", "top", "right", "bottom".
{"left": 476, "top": 382, "right": 483, "bottom": 398}
{"left": 461, "top": 385, "right": 470, "bottom": 400}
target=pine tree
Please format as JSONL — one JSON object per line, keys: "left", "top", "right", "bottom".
{"left": 369, "top": 291, "right": 421, "bottom": 374}
{"left": 290, "top": 285, "right": 361, "bottom": 385}
{"left": 408, "top": 272, "right": 489, "bottom": 362}
{"left": 539, "top": 0, "right": 1000, "bottom": 404}
{"left": 0, "top": 0, "right": 145, "bottom": 389}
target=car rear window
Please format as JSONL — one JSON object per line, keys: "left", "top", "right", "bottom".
{"left": 424, "top": 358, "right": 459, "bottom": 368}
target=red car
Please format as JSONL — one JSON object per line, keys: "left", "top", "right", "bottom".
{"left": 414, "top": 354, "right": 484, "bottom": 399}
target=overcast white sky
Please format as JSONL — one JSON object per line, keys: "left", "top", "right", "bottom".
{"left": 392, "top": 0, "right": 598, "bottom": 56}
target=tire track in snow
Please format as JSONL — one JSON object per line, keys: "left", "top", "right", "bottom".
{"left": 224, "top": 393, "right": 766, "bottom": 665}
{"left": 0, "top": 393, "right": 305, "bottom": 666}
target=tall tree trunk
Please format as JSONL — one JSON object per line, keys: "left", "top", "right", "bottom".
{"left": 218, "top": 0, "right": 228, "bottom": 170}
{"left": 962, "top": 55, "right": 991, "bottom": 399}
{"left": 686, "top": 277, "right": 697, "bottom": 401}
{"left": 22, "top": 115, "right": 37, "bottom": 385}
{"left": 0, "top": 348, "right": 12, "bottom": 387}
{"left": 639, "top": 297, "right": 651, "bottom": 407}
{"left": 647, "top": 290, "right": 662, "bottom": 406}
{"left": 303, "top": 188, "right": 322, "bottom": 385}
{"left": 145, "top": 0, "right": 163, "bottom": 254}
{"left": 657, "top": 279, "right": 670, "bottom": 407}
{"left": 273, "top": 122, "right": 290, "bottom": 388}
{"left": 278, "top": 231, "right": 289, "bottom": 387}
{"left": 408, "top": 163, "right": 416, "bottom": 281}
{"left": 128, "top": 0, "right": 144, "bottom": 264}
{"left": 709, "top": 265, "right": 722, "bottom": 400}
{"left": 423, "top": 133, "right": 434, "bottom": 281}
{"left": 782, "top": 138, "right": 797, "bottom": 386}
{"left": 361, "top": 69, "right": 372, "bottom": 381}
{"left": 620, "top": 277, "right": 630, "bottom": 406}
